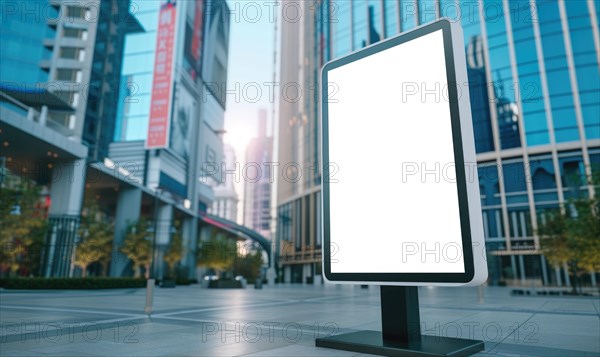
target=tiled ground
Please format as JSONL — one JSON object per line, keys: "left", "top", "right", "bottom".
{"left": 1, "top": 284, "right": 598, "bottom": 356}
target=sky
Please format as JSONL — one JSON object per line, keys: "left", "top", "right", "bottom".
{"left": 223, "top": 1, "right": 278, "bottom": 221}
{"left": 224, "top": 0, "right": 277, "bottom": 158}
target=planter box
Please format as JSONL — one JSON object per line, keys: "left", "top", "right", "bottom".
{"left": 208, "top": 280, "right": 243, "bottom": 289}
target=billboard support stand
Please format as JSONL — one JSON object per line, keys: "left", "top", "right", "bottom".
{"left": 316, "top": 286, "right": 484, "bottom": 356}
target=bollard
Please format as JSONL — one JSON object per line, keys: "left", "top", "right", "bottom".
{"left": 145, "top": 279, "right": 155, "bottom": 315}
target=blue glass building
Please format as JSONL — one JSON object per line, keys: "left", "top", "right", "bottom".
{"left": 278, "top": 0, "right": 599, "bottom": 286}
{"left": 0, "top": 0, "right": 55, "bottom": 87}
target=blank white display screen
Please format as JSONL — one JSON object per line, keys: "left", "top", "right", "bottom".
{"left": 327, "top": 30, "right": 465, "bottom": 273}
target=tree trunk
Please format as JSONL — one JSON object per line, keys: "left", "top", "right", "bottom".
{"left": 81, "top": 265, "right": 88, "bottom": 278}
{"left": 144, "top": 264, "right": 150, "bottom": 279}
{"left": 134, "top": 265, "right": 141, "bottom": 278}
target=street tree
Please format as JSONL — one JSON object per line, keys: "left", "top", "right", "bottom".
{"left": 0, "top": 169, "right": 47, "bottom": 277}
{"left": 121, "top": 219, "right": 152, "bottom": 278}
{"left": 197, "top": 228, "right": 237, "bottom": 277}
{"left": 538, "top": 172, "right": 600, "bottom": 294}
{"left": 75, "top": 201, "right": 114, "bottom": 277}
{"left": 163, "top": 223, "right": 184, "bottom": 278}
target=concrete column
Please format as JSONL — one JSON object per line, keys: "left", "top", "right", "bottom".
{"left": 313, "top": 262, "right": 322, "bottom": 285}
{"left": 195, "top": 224, "right": 212, "bottom": 281}
{"left": 541, "top": 255, "right": 549, "bottom": 286}
{"left": 181, "top": 216, "right": 198, "bottom": 278}
{"left": 563, "top": 263, "right": 571, "bottom": 287}
{"left": 39, "top": 105, "right": 48, "bottom": 126}
{"left": 154, "top": 203, "right": 173, "bottom": 279}
{"left": 110, "top": 187, "right": 142, "bottom": 277}
{"left": 146, "top": 153, "right": 161, "bottom": 189}
{"left": 44, "top": 159, "right": 86, "bottom": 277}
{"left": 303, "top": 263, "right": 311, "bottom": 284}
{"left": 49, "top": 159, "right": 86, "bottom": 216}
{"left": 284, "top": 266, "right": 291, "bottom": 283}
{"left": 510, "top": 255, "right": 517, "bottom": 283}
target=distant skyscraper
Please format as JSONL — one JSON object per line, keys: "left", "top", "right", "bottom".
{"left": 277, "top": 0, "right": 600, "bottom": 286}
{"left": 243, "top": 109, "right": 273, "bottom": 239}
{"left": 211, "top": 144, "right": 239, "bottom": 222}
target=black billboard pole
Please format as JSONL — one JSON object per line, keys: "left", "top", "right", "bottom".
{"left": 316, "top": 286, "right": 484, "bottom": 356}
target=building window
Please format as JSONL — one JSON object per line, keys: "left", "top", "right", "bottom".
{"left": 55, "top": 69, "right": 81, "bottom": 82}
{"left": 558, "top": 152, "right": 587, "bottom": 199}
{"left": 63, "top": 28, "right": 88, "bottom": 40}
{"left": 278, "top": 203, "right": 292, "bottom": 242}
{"left": 367, "top": 0, "right": 382, "bottom": 44}
{"left": 537, "top": 1, "right": 580, "bottom": 143}
{"left": 483, "top": 208, "right": 504, "bottom": 240}
{"left": 503, "top": 161, "right": 528, "bottom": 205}
{"left": 565, "top": 1, "right": 600, "bottom": 139}
{"left": 479, "top": 163, "right": 501, "bottom": 206}
{"left": 383, "top": 0, "right": 398, "bottom": 38}
{"left": 60, "top": 47, "right": 85, "bottom": 61}
{"left": 509, "top": 208, "right": 532, "bottom": 239}
{"left": 531, "top": 159, "right": 558, "bottom": 205}
{"left": 333, "top": 1, "right": 352, "bottom": 58}
{"left": 66, "top": 6, "right": 89, "bottom": 20}
{"left": 418, "top": 0, "right": 437, "bottom": 25}
{"left": 353, "top": 1, "right": 368, "bottom": 50}
{"left": 400, "top": 0, "right": 417, "bottom": 32}
{"left": 509, "top": 2, "right": 549, "bottom": 147}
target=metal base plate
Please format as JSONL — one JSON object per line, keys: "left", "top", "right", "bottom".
{"left": 316, "top": 330, "right": 485, "bottom": 357}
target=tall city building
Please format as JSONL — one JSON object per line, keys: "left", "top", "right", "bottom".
{"left": 243, "top": 109, "right": 274, "bottom": 239}
{"left": 211, "top": 143, "right": 239, "bottom": 222}
{"left": 277, "top": 1, "right": 321, "bottom": 284}
{"left": 1, "top": 0, "right": 268, "bottom": 280}
{"left": 108, "top": 0, "right": 233, "bottom": 278}
{"left": 276, "top": 0, "right": 600, "bottom": 286}
{"left": 1, "top": 0, "right": 140, "bottom": 276}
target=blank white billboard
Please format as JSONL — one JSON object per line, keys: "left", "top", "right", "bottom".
{"left": 321, "top": 20, "right": 487, "bottom": 286}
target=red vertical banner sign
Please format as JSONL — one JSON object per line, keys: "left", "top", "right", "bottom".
{"left": 191, "top": 0, "right": 204, "bottom": 69}
{"left": 146, "top": 1, "right": 177, "bottom": 149}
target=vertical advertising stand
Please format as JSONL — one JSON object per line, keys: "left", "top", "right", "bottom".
{"left": 317, "top": 19, "right": 488, "bottom": 356}
{"left": 316, "top": 286, "right": 484, "bottom": 356}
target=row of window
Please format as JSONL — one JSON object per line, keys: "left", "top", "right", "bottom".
{"left": 277, "top": 191, "right": 322, "bottom": 249}
{"left": 317, "top": 0, "right": 600, "bottom": 155}
{"left": 478, "top": 148, "right": 599, "bottom": 245}
{"left": 276, "top": 148, "right": 599, "bottom": 250}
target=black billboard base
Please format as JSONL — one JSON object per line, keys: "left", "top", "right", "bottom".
{"left": 315, "top": 286, "right": 485, "bottom": 357}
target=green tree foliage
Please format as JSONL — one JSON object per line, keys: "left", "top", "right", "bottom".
{"left": 75, "top": 201, "right": 114, "bottom": 277}
{"left": 234, "top": 250, "right": 264, "bottom": 283}
{"left": 163, "top": 222, "right": 184, "bottom": 278}
{"left": 196, "top": 228, "right": 237, "bottom": 277}
{"left": 0, "top": 169, "right": 47, "bottom": 277}
{"left": 121, "top": 219, "right": 152, "bottom": 278}
{"left": 538, "top": 172, "right": 600, "bottom": 293}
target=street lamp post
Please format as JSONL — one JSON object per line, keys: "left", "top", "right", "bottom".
{"left": 145, "top": 186, "right": 163, "bottom": 316}
{"left": 150, "top": 187, "right": 162, "bottom": 280}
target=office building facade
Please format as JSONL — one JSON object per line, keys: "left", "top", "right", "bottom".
{"left": 276, "top": 0, "right": 600, "bottom": 286}
{"left": 1, "top": 0, "right": 140, "bottom": 276}
{"left": 211, "top": 143, "right": 239, "bottom": 222}
{"left": 109, "top": 0, "right": 233, "bottom": 278}
{"left": 243, "top": 109, "right": 274, "bottom": 239}
{"left": 1, "top": 0, "right": 265, "bottom": 280}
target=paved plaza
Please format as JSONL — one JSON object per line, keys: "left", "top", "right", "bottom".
{"left": 0, "top": 284, "right": 598, "bottom": 356}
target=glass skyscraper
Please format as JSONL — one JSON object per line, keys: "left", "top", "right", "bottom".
{"left": 278, "top": 0, "right": 599, "bottom": 286}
